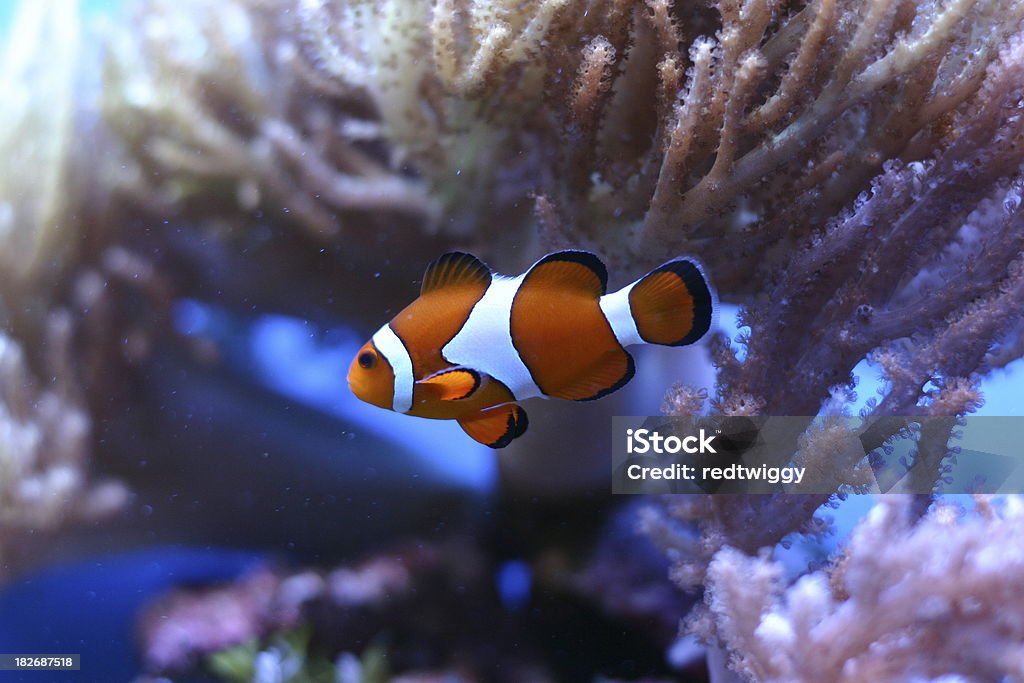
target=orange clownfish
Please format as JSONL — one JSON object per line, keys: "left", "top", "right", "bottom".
{"left": 348, "top": 250, "right": 714, "bottom": 448}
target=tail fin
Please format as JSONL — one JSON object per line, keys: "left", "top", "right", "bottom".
{"left": 628, "top": 258, "right": 714, "bottom": 346}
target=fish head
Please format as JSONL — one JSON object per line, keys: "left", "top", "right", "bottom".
{"left": 347, "top": 340, "right": 397, "bottom": 411}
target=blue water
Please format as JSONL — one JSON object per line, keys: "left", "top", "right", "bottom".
{"left": 245, "top": 313, "right": 498, "bottom": 493}
{"left": 0, "top": 547, "right": 264, "bottom": 682}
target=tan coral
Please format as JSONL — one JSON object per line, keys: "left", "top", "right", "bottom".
{"left": 103, "top": 0, "right": 438, "bottom": 240}
{"left": 0, "top": 0, "right": 80, "bottom": 291}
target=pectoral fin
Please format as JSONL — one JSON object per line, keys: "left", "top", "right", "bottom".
{"left": 416, "top": 367, "right": 484, "bottom": 401}
{"left": 458, "top": 404, "right": 529, "bottom": 448}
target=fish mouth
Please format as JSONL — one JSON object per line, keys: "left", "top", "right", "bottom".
{"left": 346, "top": 367, "right": 386, "bottom": 409}
{"left": 346, "top": 370, "right": 363, "bottom": 399}
{"left": 345, "top": 361, "right": 363, "bottom": 397}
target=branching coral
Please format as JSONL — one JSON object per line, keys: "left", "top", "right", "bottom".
{"left": 103, "top": 0, "right": 437, "bottom": 241}
{"left": 296, "top": 0, "right": 579, "bottom": 245}
{"left": 670, "top": 31, "right": 1024, "bottom": 582}
{"left": 539, "top": 0, "right": 1024, "bottom": 276}
{"left": 620, "top": 10, "right": 1024, "bottom": 637}
{"left": 700, "top": 497, "right": 1024, "bottom": 682}
{"left": 293, "top": 0, "right": 1024, "bottom": 276}
{"left": 715, "top": 33, "right": 1024, "bottom": 416}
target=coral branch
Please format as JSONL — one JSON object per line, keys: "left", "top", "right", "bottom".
{"left": 704, "top": 498, "right": 1024, "bottom": 682}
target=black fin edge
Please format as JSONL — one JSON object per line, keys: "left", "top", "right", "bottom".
{"left": 576, "top": 351, "right": 636, "bottom": 402}
{"left": 642, "top": 258, "right": 715, "bottom": 347}
{"left": 528, "top": 250, "right": 609, "bottom": 295}
{"left": 421, "top": 252, "right": 492, "bottom": 295}
{"left": 487, "top": 405, "right": 528, "bottom": 449}
{"left": 512, "top": 405, "right": 529, "bottom": 438}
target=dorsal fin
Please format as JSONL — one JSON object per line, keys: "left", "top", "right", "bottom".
{"left": 522, "top": 250, "right": 608, "bottom": 297}
{"left": 421, "top": 252, "right": 492, "bottom": 295}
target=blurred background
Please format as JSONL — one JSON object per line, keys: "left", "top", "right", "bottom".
{"left": 1, "top": 1, "right": 1023, "bottom": 681}
{"left": 0, "top": 2, "right": 709, "bottom": 680}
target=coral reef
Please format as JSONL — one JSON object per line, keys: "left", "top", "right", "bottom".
{"left": 631, "top": 16, "right": 1024, "bottom": 677}
{"left": 0, "top": 2, "right": 147, "bottom": 579}
{"left": 137, "top": 554, "right": 414, "bottom": 673}
{"left": 701, "top": 496, "right": 1024, "bottom": 682}
{"left": 3, "top": 0, "right": 1024, "bottom": 680}
{"left": 294, "top": 0, "right": 1024, "bottom": 278}
{"left": 102, "top": 0, "right": 437, "bottom": 241}
{"left": 135, "top": 531, "right": 691, "bottom": 682}
{"left": 137, "top": 542, "right": 543, "bottom": 681}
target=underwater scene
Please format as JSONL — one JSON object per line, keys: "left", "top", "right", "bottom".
{"left": 2, "top": 0, "right": 1024, "bottom": 680}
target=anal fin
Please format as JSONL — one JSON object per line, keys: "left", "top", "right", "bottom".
{"left": 458, "top": 404, "right": 529, "bottom": 448}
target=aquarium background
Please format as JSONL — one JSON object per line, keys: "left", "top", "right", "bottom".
{"left": 2, "top": 0, "right": 1024, "bottom": 681}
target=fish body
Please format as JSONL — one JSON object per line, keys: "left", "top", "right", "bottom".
{"left": 348, "top": 250, "right": 714, "bottom": 448}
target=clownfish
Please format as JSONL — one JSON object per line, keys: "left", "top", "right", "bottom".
{"left": 348, "top": 250, "right": 714, "bottom": 448}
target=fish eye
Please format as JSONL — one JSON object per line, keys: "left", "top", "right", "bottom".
{"left": 358, "top": 350, "right": 377, "bottom": 369}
